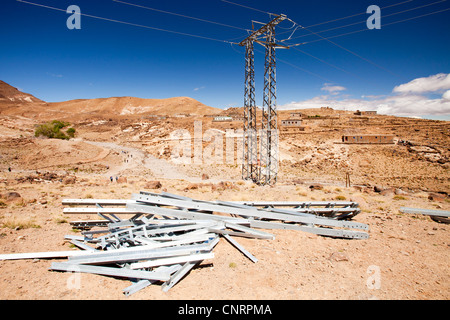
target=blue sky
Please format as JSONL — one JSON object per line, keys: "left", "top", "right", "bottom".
{"left": 1, "top": 0, "right": 449, "bottom": 119}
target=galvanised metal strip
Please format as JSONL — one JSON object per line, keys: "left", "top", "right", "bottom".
{"left": 142, "top": 229, "right": 214, "bottom": 243}
{"left": 129, "top": 252, "right": 215, "bottom": 269}
{"left": 399, "top": 207, "right": 450, "bottom": 217}
{"left": 127, "top": 202, "right": 250, "bottom": 225}
{"left": 149, "top": 192, "right": 358, "bottom": 212}
{"left": 131, "top": 193, "right": 368, "bottom": 231}
{"left": 68, "top": 242, "right": 216, "bottom": 265}
{"left": 106, "top": 220, "right": 216, "bottom": 240}
{"left": 123, "top": 264, "right": 182, "bottom": 296}
{"left": 50, "top": 262, "right": 171, "bottom": 281}
{"left": 62, "top": 199, "right": 130, "bottom": 205}
{"left": 266, "top": 207, "right": 360, "bottom": 214}
{"left": 140, "top": 190, "right": 193, "bottom": 201}
{"left": 0, "top": 249, "right": 99, "bottom": 261}
{"left": 69, "top": 239, "right": 97, "bottom": 252}
{"left": 260, "top": 207, "right": 366, "bottom": 230}
{"left": 207, "top": 226, "right": 272, "bottom": 240}
{"left": 249, "top": 220, "right": 369, "bottom": 239}
{"left": 64, "top": 207, "right": 139, "bottom": 214}
{"left": 64, "top": 234, "right": 91, "bottom": 242}
{"left": 234, "top": 201, "right": 358, "bottom": 207}
{"left": 215, "top": 199, "right": 360, "bottom": 218}
{"left": 214, "top": 198, "right": 363, "bottom": 226}
{"left": 222, "top": 234, "right": 258, "bottom": 263}
{"left": 162, "top": 261, "right": 199, "bottom": 292}
{"left": 132, "top": 233, "right": 217, "bottom": 250}
{"left": 97, "top": 211, "right": 115, "bottom": 223}
{"left": 70, "top": 220, "right": 110, "bottom": 229}
{"left": 96, "top": 222, "right": 218, "bottom": 248}
{"left": 159, "top": 235, "right": 220, "bottom": 292}
{"left": 123, "top": 279, "right": 154, "bottom": 297}
{"left": 224, "top": 222, "right": 275, "bottom": 240}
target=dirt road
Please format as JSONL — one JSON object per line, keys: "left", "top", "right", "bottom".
{"left": 83, "top": 140, "right": 194, "bottom": 181}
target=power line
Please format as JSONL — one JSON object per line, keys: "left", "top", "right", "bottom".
{"left": 291, "top": 47, "right": 364, "bottom": 80}
{"left": 220, "top": 0, "right": 416, "bottom": 32}
{"left": 253, "top": 47, "right": 333, "bottom": 83}
{"left": 221, "top": 2, "right": 398, "bottom": 82}
{"left": 296, "top": 22, "right": 401, "bottom": 77}
{"left": 279, "top": 4, "right": 450, "bottom": 81}
{"left": 288, "top": 0, "right": 447, "bottom": 41}
{"left": 304, "top": 0, "right": 415, "bottom": 29}
{"left": 112, "top": 0, "right": 250, "bottom": 32}
{"left": 302, "top": 6, "right": 450, "bottom": 45}
{"left": 17, "top": 0, "right": 235, "bottom": 44}
{"left": 220, "top": 0, "right": 273, "bottom": 16}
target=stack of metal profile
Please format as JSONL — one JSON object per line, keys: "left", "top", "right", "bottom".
{"left": 0, "top": 191, "right": 368, "bottom": 296}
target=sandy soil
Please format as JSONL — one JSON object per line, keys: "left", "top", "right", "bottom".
{"left": 0, "top": 169, "right": 448, "bottom": 300}
{"left": 0, "top": 109, "right": 448, "bottom": 300}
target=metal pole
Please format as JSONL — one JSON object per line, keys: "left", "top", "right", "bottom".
{"left": 260, "top": 24, "right": 278, "bottom": 185}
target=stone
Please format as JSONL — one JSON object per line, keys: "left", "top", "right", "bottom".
{"left": 374, "top": 186, "right": 384, "bottom": 193}
{"left": 428, "top": 192, "right": 446, "bottom": 202}
{"left": 62, "top": 176, "right": 76, "bottom": 185}
{"left": 329, "top": 252, "right": 349, "bottom": 262}
{"left": 145, "top": 180, "right": 162, "bottom": 189}
{"left": 3, "top": 192, "right": 21, "bottom": 200}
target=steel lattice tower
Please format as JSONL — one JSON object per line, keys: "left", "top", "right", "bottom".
{"left": 239, "top": 14, "right": 287, "bottom": 185}
{"left": 242, "top": 40, "right": 258, "bottom": 182}
{"left": 259, "top": 24, "right": 278, "bottom": 185}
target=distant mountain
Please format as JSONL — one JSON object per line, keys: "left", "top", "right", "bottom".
{"left": 0, "top": 80, "right": 221, "bottom": 120}
{"left": 0, "top": 80, "right": 45, "bottom": 104}
{"left": 48, "top": 96, "right": 222, "bottom": 117}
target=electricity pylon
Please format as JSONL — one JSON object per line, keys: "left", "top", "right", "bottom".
{"left": 239, "top": 14, "right": 288, "bottom": 185}
{"left": 241, "top": 40, "right": 258, "bottom": 182}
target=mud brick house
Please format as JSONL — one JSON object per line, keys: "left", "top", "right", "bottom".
{"left": 342, "top": 134, "right": 395, "bottom": 144}
{"left": 281, "top": 119, "right": 303, "bottom": 126}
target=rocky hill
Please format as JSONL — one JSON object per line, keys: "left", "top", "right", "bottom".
{"left": 47, "top": 96, "right": 221, "bottom": 119}
{"left": 0, "top": 80, "right": 221, "bottom": 120}
{"left": 0, "top": 80, "right": 44, "bottom": 105}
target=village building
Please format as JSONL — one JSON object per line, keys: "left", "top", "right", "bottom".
{"left": 341, "top": 134, "right": 395, "bottom": 144}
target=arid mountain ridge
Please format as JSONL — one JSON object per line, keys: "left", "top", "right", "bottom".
{"left": 0, "top": 80, "right": 221, "bottom": 120}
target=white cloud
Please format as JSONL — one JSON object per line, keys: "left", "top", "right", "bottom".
{"left": 321, "top": 84, "right": 346, "bottom": 95}
{"left": 193, "top": 86, "right": 205, "bottom": 91}
{"left": 443, "top": 90, "right": 450, "bottom": 100}
{"left": 279, "top": 73, "right": 450, "bottom": 118}
{"left": 393, "top": 73, "right": 450, "bottom": 94}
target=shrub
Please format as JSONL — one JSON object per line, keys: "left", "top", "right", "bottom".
{"left": 35, "top": 120, "right": 75, "bottom": 140}
{"left": 2, "top": 219, "right": 41, "bottom": 229}
{"left": 51, "top": 120, "right": 70, "bottom": 130}
{"left": 66, "top": 127, "right": 76, "bottom": 138}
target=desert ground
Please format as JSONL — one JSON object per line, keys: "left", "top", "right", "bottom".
{"left": 0, "top": 82, "right": 448, "bottom": 300}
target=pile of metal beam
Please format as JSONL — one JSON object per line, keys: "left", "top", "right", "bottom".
{"left": 0, "top": 191, "right": 368, "bottom": 296}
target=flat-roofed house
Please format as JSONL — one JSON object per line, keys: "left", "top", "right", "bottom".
{"left": 342, "top": 134, "right": 394, "bottom": 144}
